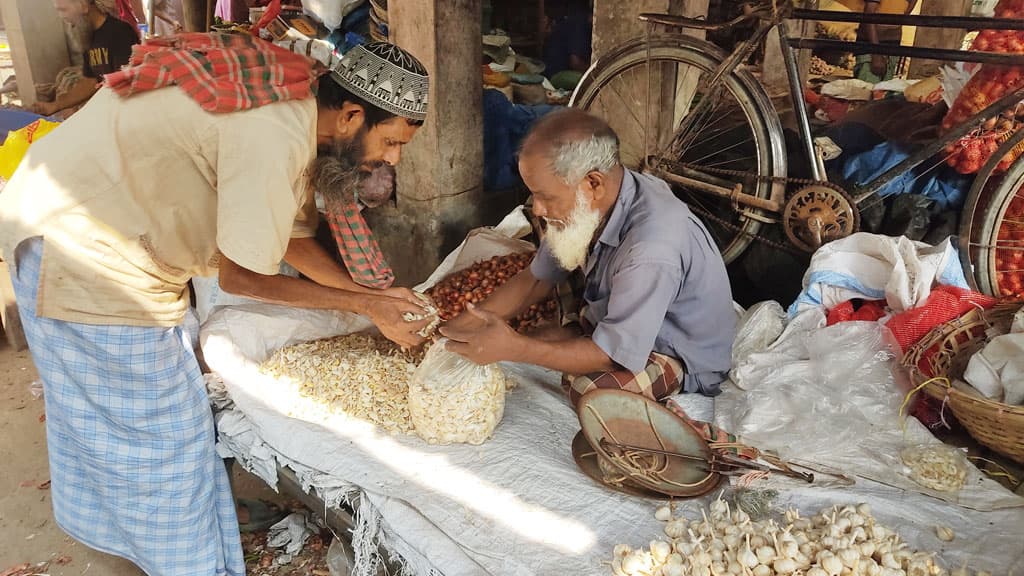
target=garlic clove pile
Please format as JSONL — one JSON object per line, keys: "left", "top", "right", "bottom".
{"left": 608, "top": 497, "right": 972, "bottom": 576}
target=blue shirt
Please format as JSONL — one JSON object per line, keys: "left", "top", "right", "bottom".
{"left": 531, "top": 170, "right": 736, "bottom": 395}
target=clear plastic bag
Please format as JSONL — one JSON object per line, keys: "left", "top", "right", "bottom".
{"left": 408, "top": 341, "right": 509, "bottom": 445}
{"left": 900, "top": 444, "right": 969, "bottom": 493}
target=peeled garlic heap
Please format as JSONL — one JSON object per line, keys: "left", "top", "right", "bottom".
{"left": 610, "top": 497, "right": 976, "bottom": 576}
{"left": 408, "top": 344, "right": 512, "bottom": 445}
{"left": 260, "top": 334, "right": 419, "bottom": 434}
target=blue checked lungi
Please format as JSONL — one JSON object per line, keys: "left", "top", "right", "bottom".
{"left": 11, "top": 237, "right": 245, "bottom": 576}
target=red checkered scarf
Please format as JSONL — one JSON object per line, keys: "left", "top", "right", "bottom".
{"left": 105, "top": 32, "right": 319, "bottom": 112}
{"left": 323, "top": 195, "right": 395, "bottom": 289}
{"left": 104, "top": 33, "right": 395, "bottom": 288}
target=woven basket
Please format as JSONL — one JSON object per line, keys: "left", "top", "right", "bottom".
{"left": 901, "top": 301, "right": 1024, "bottom": 464}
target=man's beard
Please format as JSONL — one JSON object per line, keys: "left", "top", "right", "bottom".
{"left": 544, "top": 189, "right": 602, "bottom": 271}
{"left": 306, "top": 128, "right": 377, "bottom": 210}
{"left": 70, "top": 15, "right": 95, "bottom": 55}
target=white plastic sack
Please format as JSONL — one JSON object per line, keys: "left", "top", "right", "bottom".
{"left": 820, "top": 79, "right": 875, "bottom": 101}
{"left": 940, "top": 62, "right": 982, "bottom": 109}
{"left": 408, "top": 341, "right": 509, "bottom": 445}
{"left": 717, "top": 305, "right": 1024, "bottom": 512}
{"left": 303, "top": 0, "right": 364, "bottom": 31}
{"left": 788, "top": 233, "right": 968, "bottom": 318}
{"left": 964, "top": 332, "right": 1024, "bottom": 405}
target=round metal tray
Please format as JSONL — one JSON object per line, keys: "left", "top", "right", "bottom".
{"left": 576, "top": 389, "right": 720, "bottom": 498}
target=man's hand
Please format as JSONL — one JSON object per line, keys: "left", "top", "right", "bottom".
{"left": 440, "top": 304, "right": 522, "bottom": 366}
{"left": 870, "top": 54, "right": 888, "bottom": 77}
{"left": 380, "top": 286, "right": 429, "bottom": 307}
{"left": 31, "top": 101, "right": 57, "bottom": 116}
{"left": 366, "top": 296, "right": 430, "bottom": 349}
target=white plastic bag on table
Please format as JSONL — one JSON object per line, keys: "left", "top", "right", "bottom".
{"left": 408, "top": 340, "right": 510, "bottom": 445}
{"left": 727, "top": 320, "right": 902, "bottom": 460}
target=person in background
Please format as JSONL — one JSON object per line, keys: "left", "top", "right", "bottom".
{"left": 32, "top": 0, "right": 139, "bottom": 117}
{"left": 542, "top": 0, "right": 593, "bottom": 90}
{"left": 1, "top": 39, "right": 431, "bottom": 575}
{"left": 850, "top": 0, "right": 918, "bottom": 83}
{"left": 442, "top": 109, "right": 735, "bottom": 407}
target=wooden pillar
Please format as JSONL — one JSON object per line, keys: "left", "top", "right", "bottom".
{"left": 364, "top": 0, "right": 484, "bottom": 285}
{"left": 0, "top": 0, "right": 70, "bottom": 107}
{"left": 592, "top": 0, "right": 708, "bottom": 61}
{"left": 180, "top": 0, "right": 207, "bottom": 32}
{"left": 763, "top": 1, "right": 818, "bottom": 97}
{"left": 908, "top": 0, "right": 971, "bottom": 78}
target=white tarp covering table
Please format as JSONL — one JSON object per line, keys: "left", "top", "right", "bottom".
{"left": 202, "top": 301, "right": 1024, "bottom": 576}
{"left": 201, "top": 220, "right": 1024, "bottom": 575}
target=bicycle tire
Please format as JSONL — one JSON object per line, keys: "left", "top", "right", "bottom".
{"left": 960, "top": 128, "right": 1024, "bottom": 298}
{"left": 571, "top": 35, "right": 787, "bottom": 264}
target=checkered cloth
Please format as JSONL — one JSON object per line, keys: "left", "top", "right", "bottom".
{"left": 324, "top": 199, "right": 395, "bottom": 289}
{"left": 564, "top": 352, "right": 685, "bottom": 408}
{"left": 11, "top": 237, "right": 245, "bottom": 576}
{"left": 105, "top": 32, "right": 320, "bottom": 113}
{"left": 105, "top": 32, "right": 395, "bottom": 288}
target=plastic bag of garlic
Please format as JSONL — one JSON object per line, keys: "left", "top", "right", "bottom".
{"left": 613, "top": 496, "right": 973, "bottom": 576}
{"left": 408, "top": 340, "right": 512, "bottom": 445}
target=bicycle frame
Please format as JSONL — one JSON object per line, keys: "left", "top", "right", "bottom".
{"left": 643, "top": 4, "right": 1024, "bottom": 215}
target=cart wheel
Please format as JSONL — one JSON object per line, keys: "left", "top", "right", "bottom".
{"left": 960, "top": 128, "right": 1024, "bottom": 298}
{"left": 571, "top": 35, "right": 786, "bottom": 265}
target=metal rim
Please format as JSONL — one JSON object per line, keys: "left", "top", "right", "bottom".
{"left": 570, "top": 35, "right": 787, "bottom": 265}
{"left": 576, "top": 389, "right": 720, "bottom": 498}
{"left": 960, "top": 127, "right": 1024, "bottom": 297}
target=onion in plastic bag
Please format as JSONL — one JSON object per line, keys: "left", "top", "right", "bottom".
{"left": 409, "top": 340, "right": 510, "bottom": 445}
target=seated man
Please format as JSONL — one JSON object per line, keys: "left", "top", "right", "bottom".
{"left": 33, "top": 0, "right": 139, "bottom": 117}
{"left": 443, "top": 109, "right": 736, "bottom": 406}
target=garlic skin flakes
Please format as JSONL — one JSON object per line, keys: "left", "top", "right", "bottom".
{"left": 260, "top": 334, "right": 419, "bottom": 434}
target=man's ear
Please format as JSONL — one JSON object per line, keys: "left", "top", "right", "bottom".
{"left": 335, "top": 101, "right": 365, "bottom": 137}
{"left": 584, "top": 170, "right": 607, "bottom": 201}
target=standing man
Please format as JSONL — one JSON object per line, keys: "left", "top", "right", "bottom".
{"left": 442, "top": 109, "right": 736, "bottom": 405}
{"left": 847, "top": 0, "right": 919, "bottom": 83}
{"left": 0, "top": 37, "right": 430, "bottom": 575}
{"left": 33, "top": 0, "right": 140, "bottom": 117}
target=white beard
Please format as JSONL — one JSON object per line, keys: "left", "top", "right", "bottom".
{"left": 544, "top": 190, "right": 602, "bottom": 271}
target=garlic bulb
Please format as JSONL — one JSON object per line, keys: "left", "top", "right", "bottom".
{"left": 609, "top": 498, "right": 956, "bottom": 576}
{"left": 773, "top": 558, "right": 798, "bottom": 574}
{"left": 655, "top": 505, "right": 673, "bottom": 522}
{"left": 650, "top": 540, "right": 672, "bottom": 564}
{"left": 934, "top": 526, "right": 954, "bottom": 542}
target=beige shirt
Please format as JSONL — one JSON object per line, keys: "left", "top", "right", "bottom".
{"left": 0, "top": 87, "right": 319, "bottom": 327}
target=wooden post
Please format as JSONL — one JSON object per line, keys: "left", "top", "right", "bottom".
{"left": 363, "top": 0, "right": 485, "bottom": 285}
{"left": 0, "top": 0, "right": 70, "bottom": 108}
{"left": 592, "top": 0, "right": 708, "bottom": 62}
{"left": 179, "top": 0, "right": 207, "bottom": 32}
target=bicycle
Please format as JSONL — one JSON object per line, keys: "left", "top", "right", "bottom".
{"left": 570, "top": 1, "right": 1024, "bottom": 298}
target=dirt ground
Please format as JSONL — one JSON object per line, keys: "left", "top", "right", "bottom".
{"left": 0, "top": 341, "right": 330, "bottom": 576}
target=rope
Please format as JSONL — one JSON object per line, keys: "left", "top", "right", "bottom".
{"left": 899, "top": 376, "right": 950, "bottom": 434}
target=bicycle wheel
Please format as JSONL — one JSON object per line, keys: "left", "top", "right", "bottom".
{"left": 960, "top": 130, "right": 1024, "bottom": 298}
{"left": 571, "top": 35, "right": 787, "bottom": 264}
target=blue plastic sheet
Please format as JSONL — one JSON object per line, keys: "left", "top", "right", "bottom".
{"left": 839, "top": 141, "right": 971, "bottom": 211}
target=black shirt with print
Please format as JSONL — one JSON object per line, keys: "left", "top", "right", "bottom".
{"left": 83, "top": 16, "right": 139, "bottom": 79}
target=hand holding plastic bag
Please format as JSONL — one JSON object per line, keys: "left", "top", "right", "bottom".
{"left": 409, "top": 340, "right": 510, "bottom": 445}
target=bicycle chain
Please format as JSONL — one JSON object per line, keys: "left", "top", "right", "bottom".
{"left": 654, "top": 159, "right": 857, "bottom": 254}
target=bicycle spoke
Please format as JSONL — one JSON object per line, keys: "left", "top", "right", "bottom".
{"left": 687, "top": 138, "right": 756, "bottom": 166}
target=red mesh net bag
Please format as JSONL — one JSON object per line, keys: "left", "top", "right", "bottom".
{"left": 885, "top": 286, "right": 998, "bottom": 429}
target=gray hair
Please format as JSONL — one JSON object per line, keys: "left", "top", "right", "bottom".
{"left": 550, "top": 133, "right": 620, "bottom": 184}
